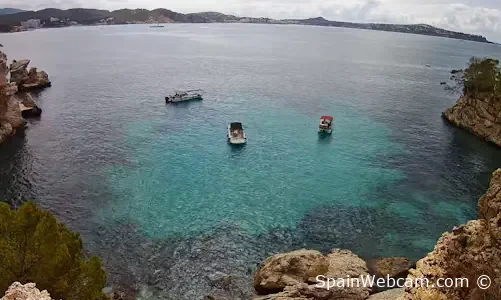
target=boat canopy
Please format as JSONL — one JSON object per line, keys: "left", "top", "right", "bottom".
{"left": 320, "top": 116, "right": 333, "bottom": 121}
{"left": 230, "top": 122, "right": 243, "bottom": 131}
{"left": 174, "top": 89, "right": 203, "bottom": 94}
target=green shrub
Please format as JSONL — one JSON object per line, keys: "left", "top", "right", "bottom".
{"left": 0, "top": 202, "right": 107, "bottom": 300}
{"left": 443, "top": 57, "right": 501, "bottom": 97}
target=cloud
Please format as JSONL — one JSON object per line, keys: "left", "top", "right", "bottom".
{"left": 1, "top": 0, "right": 501, "bottom": 41}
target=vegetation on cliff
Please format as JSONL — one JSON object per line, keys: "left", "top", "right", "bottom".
{"left": 0, "top": 202, "right": 107, "bottom": 300}
{"left": 442, "top": 57, "right": 501, "bottom": 147}
{"left": 444, "top": 57, "right": 501, "bottom": 97}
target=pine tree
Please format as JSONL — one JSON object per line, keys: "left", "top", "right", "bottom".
{"left": 0, "top": 202, "right": 107, "bottom": 300}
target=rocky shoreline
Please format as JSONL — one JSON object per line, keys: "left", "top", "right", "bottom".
{"left": 0, "top": 50, "right": 51, "bottom": 145}
{"left": 244, "top": 167, "right": 501, "bottom": 300}
{"left": 5, "top": 162, "right": 500, "bottom": 300}
{"left": 443, "top": 93, "right": 501, "bottom": 147}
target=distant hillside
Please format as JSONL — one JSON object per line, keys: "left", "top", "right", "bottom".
{"left": 0, "top": 7, "right": 492, "bottom": 43}
{"left": 0, "top": 8, "right": 24, "bottom": 15}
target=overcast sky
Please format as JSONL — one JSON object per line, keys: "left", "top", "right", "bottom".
{"left": 1, "top": 0, "right": 501, "bottom": 41}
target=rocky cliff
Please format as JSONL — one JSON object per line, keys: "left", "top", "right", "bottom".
{"left": 0, "top": 51, "right": 22, "bottom": 144}
{"left": 0, "top": 51, "right": 50, "bottom": 145}
{"left": 1, "top": 282, "right": 52, "bottom": 300}
{"left": 403, "top": 168, "right": 501, "bottom": 300}
{"left": 443, "top": 94, "right": 501, "bottom": 147}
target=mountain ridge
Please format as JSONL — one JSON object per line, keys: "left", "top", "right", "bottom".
{"left": 0, "top": 8, "right": 24, "bottom": 15}
{"left": 0, "top": 7, "right": 492, "bottom": 43}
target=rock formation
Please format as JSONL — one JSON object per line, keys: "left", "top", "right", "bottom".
{"left": 1, "top": 282, "right": 53, "bottom": 300}
{"left": 254, "top": 249, "right": 371, "bottom": 300}
{"left": 403, "top": 168, "right": 501, "bottom": 300}
{"left": 0, "top": 51, "right": 47, "bottom": 145}
{"left": 368, "top": 288, "right": 404, "bottom": 300}
{"left": 442, "top": 94, "right": 501, "bottom": 147}
{"left": 23, "top": 67, "right": 51, "bottom": 91}
{"left": 0, "top": 54, "right": 23, "bottom": 145}
{"left": 9, "top": 59, "right": 51, "bottom": 91}
{"left": 9, "top": 59, "right": 30, "bottom": 85}
{"left": 367, "top": 257, "right": 414, "bottom": 292}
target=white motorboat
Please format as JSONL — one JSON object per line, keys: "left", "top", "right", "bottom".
{"left": 165, "top": 89, "right": 203, "bottom": 103}
{"left": 228, "top": 122, "right": 247, "bottom": 145}
{"left": 318, "top": 116, "right": 333, "bottom": 134}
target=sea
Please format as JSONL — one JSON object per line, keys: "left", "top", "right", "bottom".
{"left": 0, "top": 23, "right": 500, "bottom": 299}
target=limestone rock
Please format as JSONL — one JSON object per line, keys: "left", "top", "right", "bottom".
{"left": 442, "top": 94, "right": 501, "bottom": 147}
{"left": 367, "top": 257, "right": 413, "bottom": 291}
{"left": 1, "top": 282, "right": 53, "bottom": 300}
{"left": 254, "top": 249, "right": 370, "bottom": 300}
{"left": 254, "top": 249, "right": 329, "bottom": 294}
{"left": 367, "top": 257, "right": 413, "bottom": 278}
{"left": 9, "top": 59, "right": 30, "bottom": 85}
{"left": 254, "top": 282, "right": 369, "bottom": 300}
{"left": 0, "top": 83, "right": 23, "bottom": 144}
{"left": 0, "top": 51, "right": 8, "bottom": 84}
{"left": 479, "top": 169, "right": 501, "bottom": 220}
{"left": 21, "top": 67, "right": 51, "bottom": 91}
{"left": 325, "top": 249, "right": 369, "bottom": 279}
{"left": 402, "top": 168, "right": 501, "bottom": 300}
{"left": 368, "top": 288, "right": 404, "bottom": 300}
{"left": 9, "top": 59, "right": 51, "bottom": 91}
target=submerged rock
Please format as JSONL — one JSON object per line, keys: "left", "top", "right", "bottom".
{"left": 1, "top": 282, "right": 53, "bottom": 300}
{"left": 443, "top": 94, "right": 501, "bottom": 147}
{"left": 402, "top": 168, "right": 501, "bottom": 300}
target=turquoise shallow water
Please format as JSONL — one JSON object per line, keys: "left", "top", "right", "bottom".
{"left": 1, "top": 24, "right": 501, "bottom": 299}
{"left": 102, "top": 102, "right": 404, "bottom": 237}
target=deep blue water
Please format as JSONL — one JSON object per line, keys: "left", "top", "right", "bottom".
{"left": 1, "top": 24, "right": 501, "bottom": 299}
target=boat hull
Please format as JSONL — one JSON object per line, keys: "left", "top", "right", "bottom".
{"left": 165, "top": 96, "right": 203, "bottom": 103}
{"left": 228, "top": 137, "right": 247, "bottom": 145}
{"left": 318, "top": 128, "right": 332, "bottom": 134}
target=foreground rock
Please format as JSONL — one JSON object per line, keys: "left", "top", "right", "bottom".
{"left": 367, "top": 257, "right": 413, "bottom": 292}
{"left": 0, "top": 82, "right": 23, "bottom": 144}
{"left": 9, "top": 59, "right": 30, "bottom": 85}
{"left": 254, "top": 249, "right": 371, "bottom": 300}
{"left": 443, "top": 94, "right": 501, "bottom": 147}
{"left": 254, "top": 249, "right": 328, "bottom": 294}
{"left": 1, "top": 282, "right": 53, "bottom": 300}
{"left": 403, "top": 168, "right": 501, "bottom": 299}
{"left": 367, "top": 288, "right": 404, "bottom": 300}
{"left": 9, "top": 59, "right": 51, "bottom": 91}
{"left": 0, "top": 51, "right": 46, "bottom": 145}
{"left": 22, "top": 67, "right": 51, "bottom": 91}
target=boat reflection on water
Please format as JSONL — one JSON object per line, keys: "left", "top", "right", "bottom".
{"left": 317, "top": 133, "right": 333, "bottom": 144}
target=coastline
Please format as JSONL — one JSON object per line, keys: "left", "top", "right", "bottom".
{"left": 0, "top": 8, "right": 492, "bottom": 44}
{"left": 0, "top": 25, "right": 498, "bottom": 300}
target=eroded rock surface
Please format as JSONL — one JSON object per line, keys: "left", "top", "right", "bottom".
{"left": 1, "top": 282, "right": 52, "bottom": 300}
{"left": 443, "top": 94, "right": 501, "bottom": 147}
{"left": 254, "top": 249, "right": 370, "bottom": 300}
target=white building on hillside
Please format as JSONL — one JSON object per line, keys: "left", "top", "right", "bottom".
{"left": 20, "top": 19, "right": 41, "bottom": 29}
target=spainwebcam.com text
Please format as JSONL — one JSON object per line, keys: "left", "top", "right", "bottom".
{"left": 316, "top": 275, "right": 491, "bottom": 290}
